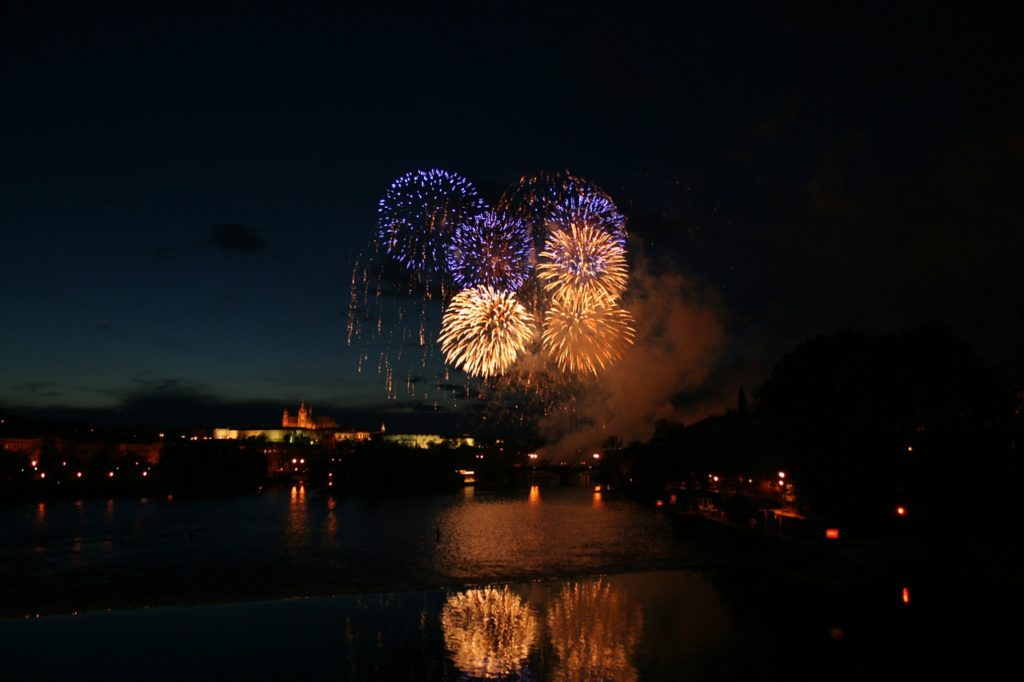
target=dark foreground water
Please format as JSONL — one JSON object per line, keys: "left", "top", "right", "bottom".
{"left": 0, "top": 485, "right": 1018, "bottom": 679}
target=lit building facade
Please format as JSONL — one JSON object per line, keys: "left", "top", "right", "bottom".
{"left": 282, "top": 402, "right": 337, "bottom": 429}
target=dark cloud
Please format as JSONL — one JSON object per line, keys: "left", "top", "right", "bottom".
{"left": 205, "top": 223, "right": 269, "bottom": 255}
{"left": 12, "top": 381, "right": 63, "bottom": 398}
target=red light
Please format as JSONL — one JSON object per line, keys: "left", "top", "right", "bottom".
{"left": 902, "top": 587, "right": 910, "bottom": 604}
{"left": 655, "top": 499, "right": 664, "bottom": 507}
{"left": 825, "top": 528, "right": 840, "bottom": 540}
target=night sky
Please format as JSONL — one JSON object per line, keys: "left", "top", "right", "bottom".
{"left": 2, "top": 3, "right": 1020, "bottom": 429}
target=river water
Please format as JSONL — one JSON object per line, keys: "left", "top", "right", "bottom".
{"left": 0, "top": 484, "right": 1015, "bottom": 679}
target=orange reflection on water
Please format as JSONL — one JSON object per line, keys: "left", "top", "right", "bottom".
{"left": 35, "top": 502, "right": 46, "bottom": 526}
{"left": 287, "top": 485, "right": 310, "bottom": 551}
{"left": 441, "top": 587, "right": 538, "bottom": 679}
{"left": 592, "top": 491, "right": 603, "bottom": 507}
{"left": 547, "top": 578, "right": 643, "bottom": 681}
{"left": 529, "top": 485, "right": 541, "bottom": 504}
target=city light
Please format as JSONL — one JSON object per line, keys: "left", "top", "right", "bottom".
{"left": 825, "top": 528, "right": 840, "bottom": 539}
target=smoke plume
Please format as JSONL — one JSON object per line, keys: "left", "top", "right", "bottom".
{"left": 540, "top": 266, "right": 728, "bottom": 457}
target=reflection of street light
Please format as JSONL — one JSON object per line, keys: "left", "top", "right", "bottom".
{"left": 778, "top": 471, "right": 786, "bottom": 479}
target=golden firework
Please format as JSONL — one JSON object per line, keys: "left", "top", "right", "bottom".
{"left": 542, "top": 296, "right": 635, "bottom": 374}
{"left": 537, "top": 223, "right": 627, "bottom": 305}
{"left": 439, "top": 286, "right": 535, "bottom": 378}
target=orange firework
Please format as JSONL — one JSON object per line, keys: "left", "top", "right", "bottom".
{"left": 537, "top": 223, "right": 627, "bottom": 305}
{"left": 439, "top": 286, "right": 535, "bottom": 378}
{"left": 542, "top": 296, "right": 635, "bottom": 374}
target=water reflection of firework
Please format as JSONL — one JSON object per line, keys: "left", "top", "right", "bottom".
{"left": 538, "top": 224, "right": 628, "bottom": 305}
{"left": 547, "top": 579, "right": 644, "bottom": 682}
{"left": 439, "top": 287, "right": 535, "bottom": 378}
{"left": 441, "top": 587, "right": 538, "bottom": 679}
{"left": 377, "top": 169, "right": 486, "bottom": 273}
{"left": 447, "top": 211, "right": 532, "bottom": 291}
{"left": 542, "top": 297, "right": 635, "bottom": 375}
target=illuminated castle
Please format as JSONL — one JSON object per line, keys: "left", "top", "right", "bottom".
{"left": 282, "top": 402, "right": 337, "bottom": 430}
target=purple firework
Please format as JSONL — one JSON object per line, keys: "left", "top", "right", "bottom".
{"left": 377, "top": 169, "right": 487, "bottom": 272}
{"left": 447, "top": 211, "right": 532, "bottom": 292}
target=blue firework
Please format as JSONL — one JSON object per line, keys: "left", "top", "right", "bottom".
{"left": 495, "top": 171, "right": 626, "bottom": 251}
{"left": 447, "top": 211, "right": 532, "bottom": 291}
{"left": 377, "top": 169, "right": 487, "bottom": 272}
{"left": 548, "top": 190, "right": 627, "bottom": 248}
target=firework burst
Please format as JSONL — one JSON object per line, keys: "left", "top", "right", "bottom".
{"left": 439, "top": 286, "right": 535, "bottom": 378}
{"left": 549, "top": 190, "right": 627, "bottom": 247}
{"left": 542, "top": 296, "right": 635, "bottom": 375}
{"left": 377, "top": 169, "right": 487, "bottom": 272}
{"left": 447, "top": 211, "right": 532, "bottom": 291}
{"left": 537, "top": 223, "right": 628, "bottom": 305}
